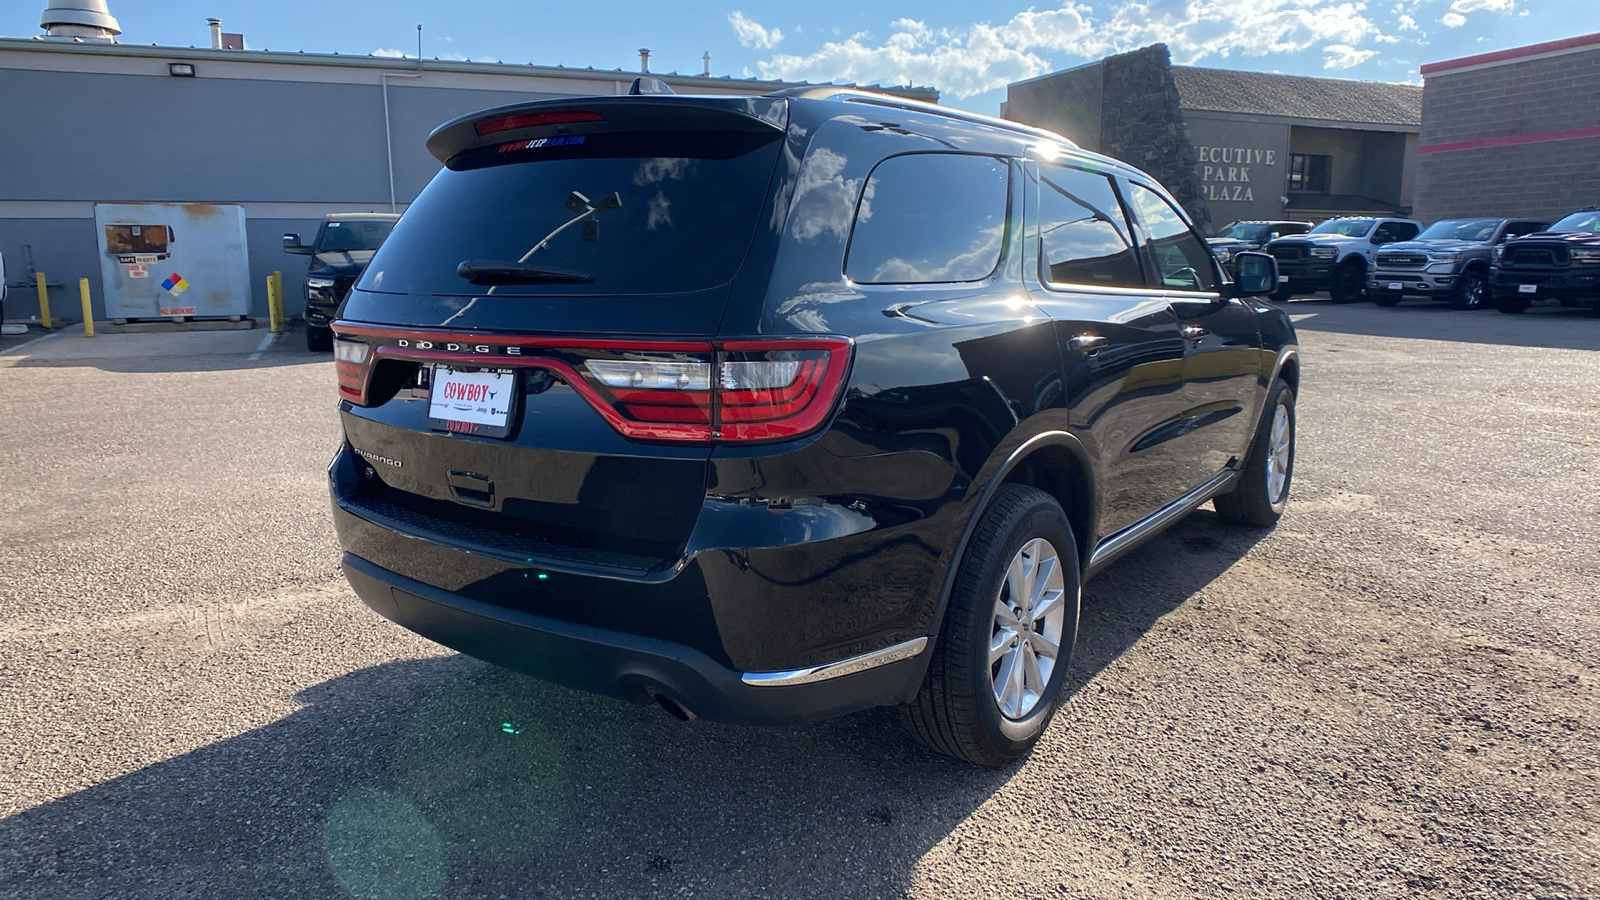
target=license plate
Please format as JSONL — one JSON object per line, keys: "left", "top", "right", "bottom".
{"left": 1278, "top": 275, "right": 1289, "bottom": 283}
{"left": 1387, "top": 282, "right": 1402, "bottom": 291}
{"left": 1518, "top": 284, "right": 1537, "bottom": 294}
{"left": 428, "top": 366, "right": 515, "bottom": 437}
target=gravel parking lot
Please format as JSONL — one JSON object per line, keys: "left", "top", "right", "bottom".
{"left": 1, "top": 302, "right": 1597, "bottom": 899}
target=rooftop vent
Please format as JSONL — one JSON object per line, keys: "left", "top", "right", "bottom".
{"left": 40, "top": 0, "right": 121, "bottom": 40}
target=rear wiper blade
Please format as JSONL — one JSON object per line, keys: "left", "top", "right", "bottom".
{"left": 456, "top": 260, "right": 595, "bottom": 285}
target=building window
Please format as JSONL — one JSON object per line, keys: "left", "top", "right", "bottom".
{"left": 1287, "top": 154, "right": 1331, "bottom": 193}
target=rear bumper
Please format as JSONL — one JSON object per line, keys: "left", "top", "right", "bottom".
{"left": 341, "top": 552, "right": 928, "bottom": 725}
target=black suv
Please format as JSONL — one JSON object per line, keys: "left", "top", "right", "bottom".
{"left": 1491, "top": 208, "right": 1600, "bottom": 315}
{"left": 327, "top": 88, "right": 1299, "bottom": 765}
{"left": 283, "top": 213, "right": 399, "bottom": 350}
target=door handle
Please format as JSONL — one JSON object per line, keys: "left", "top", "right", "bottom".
{"left": 1180, "top": 325, "right": 1209, "bottom": 341}
{"left": 1067, "top": 334, "right": 1106, "bottom": 351}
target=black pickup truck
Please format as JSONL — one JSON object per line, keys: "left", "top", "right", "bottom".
{"left": 283, "top": 213, "right": 400, "bottom": 350}
{"left": 1491, "top": 208, "right": 1600, "bottom": 315}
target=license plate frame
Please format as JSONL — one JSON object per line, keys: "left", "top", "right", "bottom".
{"left": 1387, "top": 282, "right": 1403, "bottom": 291}
{"left": 425, "top": 365, "right": 518, "bottom": 438}
{"left": 1278, "top": 275, "right": 1289, "bottom": 283}
{"left": 1518, "top": 283, "right": 1538, "bottom": 294}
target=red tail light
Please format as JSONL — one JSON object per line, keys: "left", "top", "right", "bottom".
{"left": 333, "top": 338, "right": 372, "bottom": 403}
{"left": 329, "top": 328, "right": 852, "bottom": 445}
{"left": 475, "top": 109, "right": 605, "bottom": 136}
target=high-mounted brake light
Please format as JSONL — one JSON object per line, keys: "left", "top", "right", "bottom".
{"left": 475, "top": 110, "right": 605, "bottom": 136}
{"left": 328, "top": 327, "right": 853, "bottom": 444}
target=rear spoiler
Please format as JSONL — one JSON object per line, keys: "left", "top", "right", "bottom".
{"left": 426, "top": 96, "right": 790, "bottom": 166}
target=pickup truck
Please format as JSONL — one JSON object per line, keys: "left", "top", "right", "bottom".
{"left": 1266, "top": 216, "right": 1422, "bottom": 303}
{"left": 283, "top": 213, "right": 400, "bottom": 350}
{"left": 1368, "top": 217, "right": 1549, "bottom": 310}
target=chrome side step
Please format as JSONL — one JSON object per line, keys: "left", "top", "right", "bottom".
{"left": 1085, "top": 469, "right": 1237, "bottom": 578}
{"left": 741, "top": 637, "right": 929, "bottom": 687}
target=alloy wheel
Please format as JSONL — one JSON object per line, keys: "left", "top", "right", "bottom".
{"left": 1267, "top": 403, "right": 1293, "bottom": 504}
{"left": 989, "top": 538, "right": 1067, "bottom": 720}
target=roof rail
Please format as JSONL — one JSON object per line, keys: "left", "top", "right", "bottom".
{"left": 764, "top": 85, "right": 1077, "bottom": 149}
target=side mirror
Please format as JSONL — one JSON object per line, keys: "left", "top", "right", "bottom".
{"left": 283, "top": 233, "right": 311, "bottom": 256}
{"left": 1229, "top": 251, "right": 1278, "bottom": 297}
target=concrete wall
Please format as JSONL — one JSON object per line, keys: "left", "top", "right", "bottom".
{"left": 1414, "top": 38, "right": 1600, "bottom": 222}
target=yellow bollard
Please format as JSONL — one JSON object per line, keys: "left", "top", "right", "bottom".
{"left": 35, "top": 271, "right": 52, "bottom": 329}
{"left": 266, "top": 274, "right": 280, "bottom": 333}
{"left": 272, "top": 271, "right": 285, "bottom": 330}
{"left": 78, "top": 278, "right": 95, "bottom": 338}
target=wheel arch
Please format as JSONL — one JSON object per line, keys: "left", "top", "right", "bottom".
{"left": 1272, "top": 347, "right": 1301, "bottom": 396}
{"left": 924, "top": 430, "right": 1096, "bottom": 644}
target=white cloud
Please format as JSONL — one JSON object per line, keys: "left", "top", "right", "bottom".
{"left": 1396, "top": 14, "right": 1418, "bottom": 29}
{"left": 371, "top": 48, "right": 409, "bottom": 58}
{"left": 1441, "top": 12, "right": 1467, "bottom": 26}
{"left": 729, "top": 11, "right": 784, "bottom": 49}
{"left": 757, "top": 0, "right": 1392, "bottom": 99}
{"left": 1324, "top": 44, "right": 1378, "bottom": 68}
{"left": 1450, "top": 0, "right": 1515, "bottom": 12}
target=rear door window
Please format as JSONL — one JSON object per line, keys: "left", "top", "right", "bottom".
{"left": 1126, "top": 183, "right": 1220, "bottom": 292}
{"left": 359, "top": 130, "right": 783, "bottom": 297}
{"left": 1036, "top": 163, "right": 1144, "bottom": 289}
{"left": 844, "top": 154, "right": 1008, "bottom": 284}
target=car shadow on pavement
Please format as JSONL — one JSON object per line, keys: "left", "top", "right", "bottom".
{"left": 0, "top": 513, "right": 1264, "bottom": 900}
{"left": 1066, "top": 510, "right": 1267, "bottom": 703}
{"left": 1287, "top": 301, "right": 1600, "bottom": 351}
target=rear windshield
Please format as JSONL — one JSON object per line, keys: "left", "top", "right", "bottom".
{"left": 359, "top": 131, "right": 783, "bottom": 297}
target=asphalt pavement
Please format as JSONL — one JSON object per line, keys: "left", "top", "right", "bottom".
{"left": 1, "top": 301, "right": 1596, "bottom": 899}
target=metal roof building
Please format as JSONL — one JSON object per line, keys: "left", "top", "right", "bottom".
{"left": 0, "top": 24, "right": 936, "bottom": 323}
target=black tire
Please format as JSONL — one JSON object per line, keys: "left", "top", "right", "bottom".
{"left": 305, "top": 324, "right": 334, "bottom": 351}
{"left": 1330, "top": 263, "right": 1366, "bottom": 304}
{"left": 902, "top": 484, "right": 1081, "bottom": 767}
{"left": 1494, "top": 293, "right": 1530, "bottom": 314}
{"left": 1214, "top": 379, "right": 1295, "bottom": 527}
{"left": 1371, "top": 289, "right": 1402, "bottom": 307}
{"left": 1450, "top": 269, "right": 1488, "bottom": 310}
{"left": 1268, "top": 286, "right": 1295, "bottom": 303}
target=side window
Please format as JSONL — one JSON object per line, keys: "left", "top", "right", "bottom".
{"left": 1374, "top": 222, "right": 1419, "bottom": 243}
{"left": 845, "top": 154, "right": 1008, "bottom": 284}
{"left": 1037, "top": 164, "right": 1144, "bottom": 289}
{"left": 1126, "top": 182, "right": 1219, "bottom": 292}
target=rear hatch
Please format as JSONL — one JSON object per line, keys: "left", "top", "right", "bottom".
{"left": 332, "top": 96, "right": 850, "bottom": 574}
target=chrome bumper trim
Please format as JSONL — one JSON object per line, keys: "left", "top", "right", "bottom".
{"left": 741, "top": 637, "right": 929, "bottom": 687}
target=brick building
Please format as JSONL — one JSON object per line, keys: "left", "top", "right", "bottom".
{"left": 1412, "top": 32, "right": 1600, "bottom": 223}
{"left": 1001, "top": 45, "right": 1422, "bottom": 231}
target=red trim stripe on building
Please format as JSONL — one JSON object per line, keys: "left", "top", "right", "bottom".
{"left": 1417, "top": 125, "right": 1600, "bottom": 154}
{"left": 1421, "top": 31, "right": 1600, "bottom": 75}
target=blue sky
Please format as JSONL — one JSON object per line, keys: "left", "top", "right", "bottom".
{"left": 4, "top": 0, "right": 1593, "bottom": 114}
